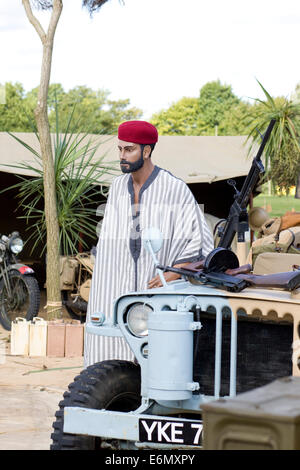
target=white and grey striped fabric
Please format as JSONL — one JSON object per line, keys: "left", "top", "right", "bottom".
{"left": 84, "top": 166, "right": 214, "bottom": 367}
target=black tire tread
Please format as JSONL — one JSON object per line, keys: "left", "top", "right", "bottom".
{"left": 0, "top": 272, "right": 40, "bottom": 330}
{"left": 50, "top": 360, "right": 141, "bottom": 450}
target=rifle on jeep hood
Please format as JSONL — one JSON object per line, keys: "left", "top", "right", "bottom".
{"left": 156, "top": 262, "right": 300, "bottom": 292}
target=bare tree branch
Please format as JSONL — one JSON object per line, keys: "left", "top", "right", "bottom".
{"left": 23, "top": 0, "right": 62, "bottom": 45}
{"left": 47, "top": 0, "right": 63, "bottom": 43}
{"left": 22, "top": 0, "right": 46, "bottom": 42}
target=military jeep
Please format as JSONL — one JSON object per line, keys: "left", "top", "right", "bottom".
{"left": 50, "top": 225, "right": 300, "bottom": 450}
{"left": 50, "top": 119, "right": 300, "bottom": 450}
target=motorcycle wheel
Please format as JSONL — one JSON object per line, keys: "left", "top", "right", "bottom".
{"left": 50, "top": 360, "right": 141, "bottom": 450}
{"left": 0, "top": 271, "right": 40, "bottom": 330}
{"left": 62, "top": 290, "right": 86, "bottom": 322}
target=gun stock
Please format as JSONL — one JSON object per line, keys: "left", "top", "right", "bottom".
{"left": 235, "top": 270, "right": 300, "bottom": 291}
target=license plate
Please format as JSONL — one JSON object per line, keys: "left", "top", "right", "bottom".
{"left": 139, "top": 417, "right": 203, "bottom": 446}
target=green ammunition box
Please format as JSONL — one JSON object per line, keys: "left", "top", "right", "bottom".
{"left": 201, "top": 376, "right": 300, "bottom": 450}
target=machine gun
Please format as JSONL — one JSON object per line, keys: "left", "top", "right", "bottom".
{"left": 153, "top": 119, "right": 300, "bottom": 292}
{"left": 195, "top": 118, "right": 275, "bottom": 284}
{"left": 216, "top": 118, "right": 275, "bottom": 249}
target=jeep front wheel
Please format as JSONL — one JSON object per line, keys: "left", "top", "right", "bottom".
{"left": 50, "top": 360, "right": 141, "bottom": 450}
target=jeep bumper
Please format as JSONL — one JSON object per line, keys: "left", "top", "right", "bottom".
{"left": 63, "top": 407, "right": 202, "bottom": 449}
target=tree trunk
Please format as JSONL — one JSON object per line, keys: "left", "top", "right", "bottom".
{"left": 35, "top": 73, "right": 61, "bottom": 319}
{"left": 295, "top": 173, "right": 300, "bottom": 199}
{"left": 22, "top": 0, "right": 63, "bottom": 319}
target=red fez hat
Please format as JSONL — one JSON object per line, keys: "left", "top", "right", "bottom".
{"left": 118, "top": 120, "right": 158, "bottom": 144}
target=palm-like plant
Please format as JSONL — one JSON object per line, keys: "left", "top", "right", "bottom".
{"left": 5, "top": 104, "right": 118, "bottom": 255}
{"left": 246, "top": 80, "right": 300, "bottom": 195}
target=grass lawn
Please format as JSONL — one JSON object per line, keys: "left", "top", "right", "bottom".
{"left": 253, "top": 194, "right": 300, "bottom": 218}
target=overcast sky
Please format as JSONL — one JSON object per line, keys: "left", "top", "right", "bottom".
{"left": 1, "top": 0, "right": 300, "bottom": 118}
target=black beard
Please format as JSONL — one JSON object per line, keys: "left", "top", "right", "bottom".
{"left": 120, "top": 151, "right": 144, "bottom": 173}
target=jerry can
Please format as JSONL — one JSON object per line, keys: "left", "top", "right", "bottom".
{"left": 10, "top": 317, "right": 29, "bottom": 356}
{"left": 65, "top": 320, "right": 84, "bottom": 357}
{"left": 29, "top": 317, "right": 47, "bottom": 357}
{"left": 47, "top": 319, "right": 65, "bottom": 357}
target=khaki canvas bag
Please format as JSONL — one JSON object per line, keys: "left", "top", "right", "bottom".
{"left": 248, "top": 226, "right": 300, "bottom": 267}
{"left": 258, "top": 212, "right": 300, "bottom": 238}
{"left": 253, "top": 252, "right": 300, "bottom": 275}
{"left": 59, "top": 256, "right": 79, "bottom": 290}
{"left": 257, "top": 217, "right": 281, "bottom": 238}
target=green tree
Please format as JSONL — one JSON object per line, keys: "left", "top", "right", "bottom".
{"left": 25, "top": 83, "right": 66, "bottom": 117}
{"left": 0, "top": 82, "right": 35, "bottom": 131}
{"left": 292, "top": 82, "right": 300, "bottom": 103}
{"left": 219, "top": 101, "right": 256, "bottom": 135}
{"left": 150, "top": 97, "right": 204, "bottom": 135}
{"left": 198, "top": 80, "right": 240, "bottom": 135}
{"left": 0, "top": 82, "right": 141, "bottom": 133}
{"left": 47, "top": 85, "right": 142, "bottom": 134}
{"left": 269, "top": 140, "right": 300, "bottom": 195}
{"left": 247, "top": 80, "right": 300, "bottom": 196}
{"left": 102, "top": 98, "right": 142, "bottom": 134}
{"left": 150, "top": 87, "right": 253, "bottom": 136}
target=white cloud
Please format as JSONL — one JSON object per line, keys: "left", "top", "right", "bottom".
{"left": 0, "top": 0, "right": 300, "bottom": 118}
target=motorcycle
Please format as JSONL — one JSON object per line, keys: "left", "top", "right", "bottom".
{"left": 60, "top": 250, "right": 95, "bottom": 321}
{"left": 0, "top": 231, "right": 40, "bottom": 330}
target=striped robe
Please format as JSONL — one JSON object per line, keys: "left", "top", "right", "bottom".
{"left": 84, "top": 166, "right": 214, "bottom": 367}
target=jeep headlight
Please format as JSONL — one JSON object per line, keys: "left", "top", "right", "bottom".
{"left": 126, "top": 303, "right": 152, "bottom": 337}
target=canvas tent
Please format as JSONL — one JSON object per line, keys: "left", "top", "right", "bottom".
{"left": 0, "top": 132, "right": 254, "bottom": 183}
{"left": 0, "top": 132, "right": 256, "bottom": 282}
{"left": 0, "top": 131, "right": 256, "bottom": 216}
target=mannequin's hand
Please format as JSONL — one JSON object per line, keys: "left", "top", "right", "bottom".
{"left": 147, "top": 271, "right": 181, "bottom": 289}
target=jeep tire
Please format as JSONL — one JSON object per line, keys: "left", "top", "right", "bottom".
{"left": 50, "top": 360, "right": 141, "bottom": 450}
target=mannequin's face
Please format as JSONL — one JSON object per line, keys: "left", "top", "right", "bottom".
{"left": 118, "top": 140, "right": 149, "bottom": 173}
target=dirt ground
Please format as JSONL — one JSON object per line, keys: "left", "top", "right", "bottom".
{"left": 0, "top": 290, "right": 84, "bottom": 450}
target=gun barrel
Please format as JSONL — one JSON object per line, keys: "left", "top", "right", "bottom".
{"left": 254, "top": 119, "right": 276, "bottom": 161}
{"left": 237, "top": 119, "right": 276, "bottom": 207}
